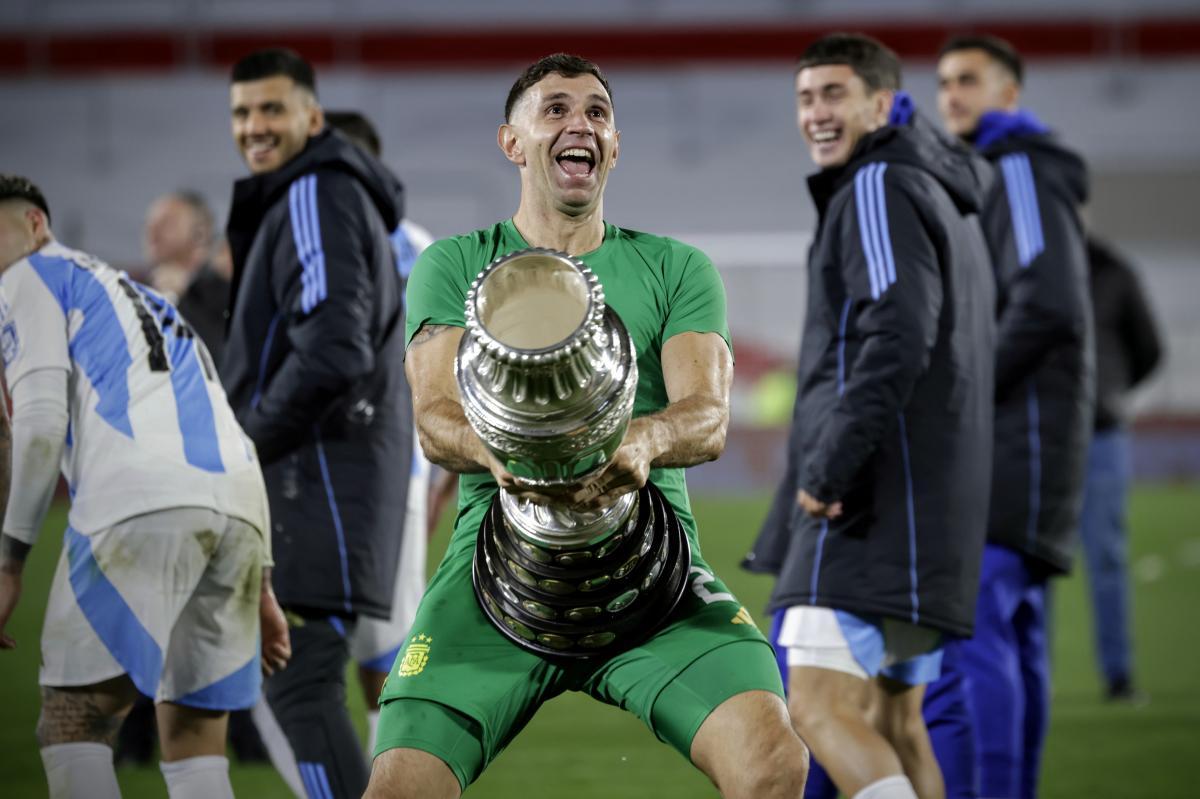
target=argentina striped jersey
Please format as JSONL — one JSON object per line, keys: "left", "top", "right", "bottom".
{"left": 0, "top": 242, "right": 268, "bottom": 536}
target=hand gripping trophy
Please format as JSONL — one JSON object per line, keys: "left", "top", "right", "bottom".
{"left": 457, "top": 248, "right": 691, "bottom": 657}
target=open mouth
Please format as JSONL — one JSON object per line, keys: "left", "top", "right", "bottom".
{"left": 810, "top": 128, "right": 842, "bottom": 148}
{"left": 245, "top": 137, "right": 279, "bottom": 163}
{"left": 555, "top": 147, "right": 596, "bottom": 179}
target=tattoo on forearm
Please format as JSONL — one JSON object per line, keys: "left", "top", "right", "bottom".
{"left": 410, "top": 323, "right": 456, "bottom": 347}
{"left": 36, "top": 687, "right": 127, "bottom": 747}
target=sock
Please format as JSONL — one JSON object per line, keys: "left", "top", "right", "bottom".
{"left": 40, "top": 743, "right": 121, "bottom": 799}
{"left": 366, "top": 709, "right": 381, "bottom": 756}
{"left": 159, "top": 755, "right": 233, "bottom": 799}
{"left": 852, "top": 774, "right": 919, "bottom": 799}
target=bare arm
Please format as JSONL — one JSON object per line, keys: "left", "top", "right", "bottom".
{"left": 259, "top": 566, "right": 290, "bottom": 675}
{"left": 571, "top": 331, "right": 732, "bottom": 509}
{"left": 404, "top": 323, "right": 493, "bottom": 475}
{"left": 642, "top": 330, "right": 733, "bottom": 468}
{"left": 0, "top": 398, "right": 25, "bottom": 649}
{"left": 0, "top": 386, "right": 9, "bottom": 533}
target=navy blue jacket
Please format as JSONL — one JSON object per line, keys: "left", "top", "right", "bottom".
{"left": 749, "top": 112, "right": 996, "bottom": 636}
{"left": 221, "top": 129, "right": 413, "bottom": 618}
{"left": 976, "top": 111, "right": 1094, "bottom": 575}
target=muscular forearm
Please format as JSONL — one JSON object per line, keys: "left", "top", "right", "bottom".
{"left": 416, "top": 396, "right": 491, "bottom": 474}
{"left": 637, "top": 392, "right": 728, "bottom": 469}
{"left": 407, "top": 323, "right": 493, "bottom": 475}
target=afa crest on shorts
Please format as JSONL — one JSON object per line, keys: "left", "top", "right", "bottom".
{"left": 398, "top": 634, "right": 433, "bottom": 677}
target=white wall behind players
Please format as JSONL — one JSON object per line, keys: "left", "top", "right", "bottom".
{"left": 1, "top": 60, "right": 1196, "bottom": 411}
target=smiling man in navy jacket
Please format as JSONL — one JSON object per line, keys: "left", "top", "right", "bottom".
{"left": 752, "top": 33, "right": 995, "bottom": 799}
{"left": 934, "top": 34, "right": 1095, "bottom": 799}
{"left": 220, "top": 48, "right": 413, "bottom": 799}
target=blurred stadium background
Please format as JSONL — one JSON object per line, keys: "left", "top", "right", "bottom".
{"left": 2, "top": 0, "right": 1198, "bottom": 796}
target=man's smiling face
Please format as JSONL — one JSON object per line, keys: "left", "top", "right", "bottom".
{"left": 501, "top": 72, "right": 620, "bottom": 215}
{"left": 796, "top": 64, "right": 891, "bottom": 169}
{"left": 230, "top": 75, "right": 323, "bottom": 175}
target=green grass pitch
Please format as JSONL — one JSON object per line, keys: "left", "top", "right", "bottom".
{"left": 2, "top": 485, "right": 1196, "bottom": 797}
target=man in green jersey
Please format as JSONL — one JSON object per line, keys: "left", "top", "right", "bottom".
{"left": 365, "top": 53, "right": 810, "bottom": 799}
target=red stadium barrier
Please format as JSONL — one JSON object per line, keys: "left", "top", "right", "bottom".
{"left": 2, "top": 17, "right": 1200, "bottom": 75}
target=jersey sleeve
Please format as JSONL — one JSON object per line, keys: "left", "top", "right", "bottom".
{"left": 0, "top": 260, "right": 71, "bottom": 389}
{"left": 2, "top": 369, "right": 68, "bottom": 545}
{"left": 662, "top": 246, "right": 732, "bottom": 352}
{"left": 802, "top": 164, "right": 943, "bottom": 502}
{"left": 404, "top": 237, "right": 473, "bottom": 348}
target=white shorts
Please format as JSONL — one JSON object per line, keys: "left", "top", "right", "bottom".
{"left": 775, "top": 606, "right": 944, "bottom": 686}
{"left": 40, "top": 507, "right": 267, "bottom": 710}
{"left": 349, "top": 449, "right": 429, "bottom": 671}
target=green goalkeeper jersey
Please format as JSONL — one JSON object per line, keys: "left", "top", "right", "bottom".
{"left": 404, "top": 218, "right": 731, "bottom": 548}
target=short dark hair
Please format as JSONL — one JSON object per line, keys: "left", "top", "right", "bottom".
{"left": 504, "top": 53, "right": 613, "bottom": 122}
{"left": 939, "top": 34, "right": 1024, "bottom": 85}
{"left": 796, "top": 33, "right": 902, "bottom": 92}
{"left": 230, "top": 47, "right": 317, "bottom": 95}
{"left": 0, "top": 174, "right": 51, "bottom": 223}
{"left": 326, "top": 110, "right": 382, "bottom": 157}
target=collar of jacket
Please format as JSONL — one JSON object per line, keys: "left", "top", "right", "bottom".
{"left": 224, "top": 128, "right": 404, "bottom": 298}
{"left": 806, "top": 126, "right": 897, "bottom": 217}
{"left": 805, "top": 91, "right": 917, "bottom": 211}
{"left": 888, "top": 90, "right": 916, "bottom": 127}
{"left": 805, "top": 105, "right": 993, "bottom": 221}
{"left": 971, "top": 108, "right": 1050, "bottom": 151}
{"left": 227, "top": 128, "right": 403, "bottom": 233}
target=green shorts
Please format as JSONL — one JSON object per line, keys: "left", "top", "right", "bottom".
{"left": 374, "top": 522, "right": 783, "bottom": 790}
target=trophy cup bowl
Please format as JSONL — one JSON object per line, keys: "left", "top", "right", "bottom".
{"left": 457, "top": 248, "right": 691, "bottom": 658}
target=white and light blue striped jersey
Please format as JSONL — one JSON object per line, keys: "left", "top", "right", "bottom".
{"left": 0, "top": 241, "right": 268, "bottom": 537}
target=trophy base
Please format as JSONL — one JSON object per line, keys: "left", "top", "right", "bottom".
{"left": 472, "top": 482, "right": 691, "bottom": 659}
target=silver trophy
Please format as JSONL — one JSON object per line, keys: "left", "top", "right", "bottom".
{"left": 457, "top": 248, "right": 690, "bottom": 657}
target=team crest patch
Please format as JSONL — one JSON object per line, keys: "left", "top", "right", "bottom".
{"left": 1, "top": 322, "right": 18, "bottom": 367}
{"left": 398, "top": 634, "right": 433, "bottom": 677}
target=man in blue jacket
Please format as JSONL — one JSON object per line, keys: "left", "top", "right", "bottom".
{"left": 934, "top": 35, "right": 1095, "bottom": 799}
{"left": 750, "top": 33, "right": 995, "bottom": 799}
{"left": 220, "top": 48, "right": 413, "bottom": 799}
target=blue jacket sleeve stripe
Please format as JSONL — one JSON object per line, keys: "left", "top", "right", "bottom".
{"left": 836, "top": 297, "right": 852, "bottom": 397}
{"left": 854, "top": 163, "right": 898, "bottom": 300}
{"left": 854, "top": 166, "right": 883, "bottom": 300}
{"left": 871, "top": 163, "right": 898, "bottom": 287}
{"left": 1001, "top": 153, "right": 1045, "bottom": 268}
{"left": 1015, "top": 154, "right": 1045, "bottom": 258}
{"left": 289, "top": 174, "right": 328, "bottom": 314}
{"left": 305, "top": 174, "right": 328, "bottom": 309}
{"left": 288, "top": 177, "right": 314, "bottom": 311}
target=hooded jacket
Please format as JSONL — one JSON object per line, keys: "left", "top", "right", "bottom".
{"left": 1087, "top": 237, "right": 1163, "bottom": 431}
{"left": 976, "top": 111, "right": 1094, "bottom": 575}
{"left": 221, "top": 128, "right": 413, "bottom": 618}
{"left": 749, "top": 107, "right": 996, "bottom": 636}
